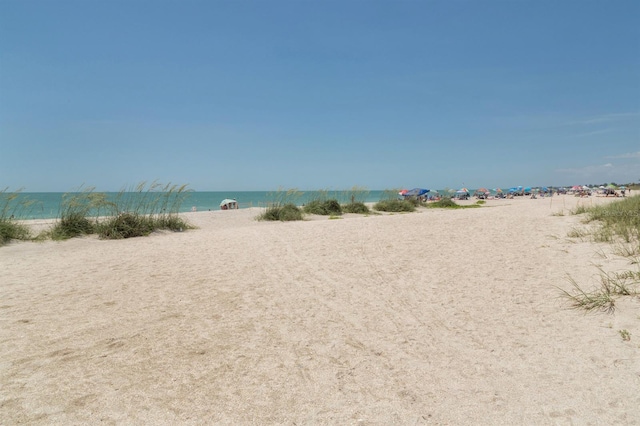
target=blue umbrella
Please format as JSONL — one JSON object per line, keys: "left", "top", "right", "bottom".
{"left": 403, "top": 188, "right": 430, "bottom": 197}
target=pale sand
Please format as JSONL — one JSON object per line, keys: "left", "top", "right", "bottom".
{"left": 1, "top": 195, "right": 639, "bottom": 425}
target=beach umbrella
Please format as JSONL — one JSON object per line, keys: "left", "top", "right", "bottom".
{"left": 220, "top": 199, "right": 237, "bottom": 207}
{"left": 457, "top": 187, "right": 469, "bottom": 193}
{"left": 477, "top": 187, "right": 490, "bottom": 193}
{"left": 606, "top": 184, "right": 617, "bottom": 189}
{"left": 398, "top": 189, "right": 409, "bottom": 196}
{"left": 403, "top": 188, "right": 430, "bottom": 197}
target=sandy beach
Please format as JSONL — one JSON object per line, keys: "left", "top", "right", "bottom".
{"left": 1, "top": 195, "right": 639, "bottom": 425}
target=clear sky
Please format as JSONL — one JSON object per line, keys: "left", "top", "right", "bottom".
{"left": 1, "top": 0, "right": 639, "bottom": 192}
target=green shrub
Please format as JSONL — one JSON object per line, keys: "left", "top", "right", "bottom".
{"left": 0, "top": 221, "right": 30, "bottom": 246}
{"left": 154, "top": 215, "right": 191, "bottom": 232}
{"left": 258, "top": 204, "right": 303, "bottom": 221}
{"left": 303, "top": 200, "right": 326, "bottom": 215}
{"left": 426, "top": 198, "right": 481, "bottom": 209}
{"left": 374, "top": 199, "right": 416, "bottom": 212}
{"left": 0, "top": 188, "right": 36, "bottom": 245}
{"left": 98, "top": 213, "right": 153, "bottom": 239}
{"left": 304, "top": 199, "right": 342, "bottom": 215}
{"left": 51, "top": 188, "right": 98, "bottom": 240}
{"left": 51, "top": 212, "right": 95, "bottom": 240}
{"left": 342, "top": 202, "right": 370, "bottom": 214}
{"left": 569, "top": 195, "right": 640, "bottom": 250}
{"left": 432, "top": 198, "right": 459, "bottom": 208}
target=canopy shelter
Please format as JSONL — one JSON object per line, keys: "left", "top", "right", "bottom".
{"left": 220, "top": 199, "right": 238, "bottom": 210}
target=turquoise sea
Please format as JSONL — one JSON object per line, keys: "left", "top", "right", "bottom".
{"left": 5, "top": 190, "right": 413, "bottom": 220}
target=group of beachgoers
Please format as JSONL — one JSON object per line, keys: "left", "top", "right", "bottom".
{"left": 409, "top": 186, "right": 632, "bottom": 203}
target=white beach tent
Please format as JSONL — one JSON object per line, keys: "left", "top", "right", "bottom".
{"left": 220, "top": 199, "right": 238, "bottom": 210}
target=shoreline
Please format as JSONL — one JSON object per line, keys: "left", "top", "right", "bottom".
{"left": 12, "top": 193, "right": 626, "bottom": 235}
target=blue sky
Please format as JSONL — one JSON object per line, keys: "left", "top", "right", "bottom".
{"left": 1, "top": 0, "right": 639, "bottom": 192}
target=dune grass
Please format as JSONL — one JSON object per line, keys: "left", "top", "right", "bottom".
{"left": 257, "top": 204, "right": 304, "bottom": 221}
{"left": 95, "top": 182, "right": 192, "bottom": 238}
{"left": 561, "top": 196, "right": 640, "bottom": 313}
{"left": 374, "top": 199, "right": 416, "bottom": 213}
{"left": 303, "top": 199, "right": 342, "bottom": 216}
{"left": 47, "top": 182, "right": 193, "bottom": 240}
{"left": 342, "top": 202, "right": 371, "bottom": 214}
{"left": 50, "top": 186, "right": 100, "bottom": 240}
{"left": 424, "top": 197, "right": 482, "bottom": 209}
{"left": 0, "top": 188, "right": 36, "bottom": 246}
{"left": 257, "top": 188, "right": 304, "bottom": 221}
{"left": 570, "top": 195, "right": 640, "bottom": 250}
{"left": 559, "top": 267, "right": 640, "bottom": 313}
{"left": 258, "top": 188, "right": 375, "bottom": 221}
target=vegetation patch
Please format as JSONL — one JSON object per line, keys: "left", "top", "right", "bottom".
{"left": 561, "top": 196, "right": 640, "bottom": 314}
{"left": 373, "top": 199, "right": 416, "bottom": 213}
{"left": 569, "top": 196, "right": 640, "bottom": 250}
{"left": 342, "top": 202, "right": 370, "bottom": 214}
{"left": 559, "top": 268, "right": 639, "bottom": 313}
{"left": 303, "top": 199, "right": 342, "bottom": 216}
{"left": 0, "top": 188, "right": 36, "bottom": 245}
{"left": 425, "top": 198, "right": 481, "bottom": 209}
{"left": 258, "top": 203, "right": 303, "bottom": 221}
{"left": 4, "top": 182, "right": 193, "bottom": 243}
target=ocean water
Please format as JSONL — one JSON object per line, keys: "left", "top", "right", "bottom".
{"left": 4, "top": 190, "right": 405, "bottom": 220}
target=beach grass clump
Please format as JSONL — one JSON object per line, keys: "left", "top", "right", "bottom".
{"left": 50, "top": 187, "right": 99, "bottom": 240}
{"left": 0, "top": 188, "right": 36, "bottom": 245}
{"left": 571, "top": 204, "right": 591, "bottom": 215}
{"left": 427, "top": 198, "right": 458, "bottom": 208}
{"left": 0, "top": 220, "right": 31, "bottom": 246}
{"left": 426, "top": 198, "right": 481, "bottom": 209}
{"left": 50, "top": 182, "right": 193, "bottom": 240}
{"left": 373, "top": 199, "right": 416, "bottom": 213}
{"left": 342, "top": 202, "right": 370, "bottom": 214}
{"left": 619, "top": 329, "right": 631, "bottom": 341}
{"left": 559, "top": 267, "right": 640, "bottom": 313}
{"left": 51, "top": 212, "right": 95, "bottom": 240}
{"left": 561, "top": 196, "right": 640, "bottom": 315}
{"left": 569, "top": 196, "right": 640, "bottom": 252}
{"left": 97, "top": 213, "right": 154, "bottom": 239}
{"left": 567, "top": 227, "right": 589, "bottom": 239}
{"left": 258, "top": 188, "right": 304, "bottom": 221}
{"left": 559, "top": 275, "right": 617, "bottom": 313}
{"left": 303, "top": 199, "right": 342, "bottom": 216}
{"left": 96, "top": 182, "right": 193, "bottom": 239}
{"left": 258, "top": 204, "right": 304, "bottom": 221}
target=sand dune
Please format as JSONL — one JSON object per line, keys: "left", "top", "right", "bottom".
{"left": 1, "top": 195, "right": 638, "bottom": 424}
